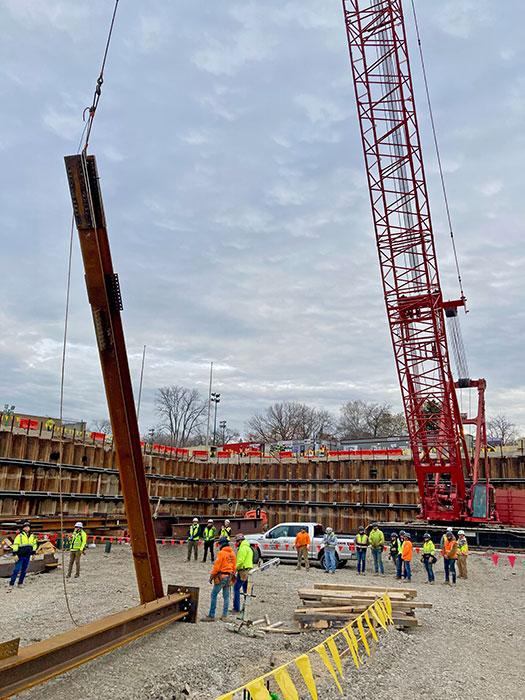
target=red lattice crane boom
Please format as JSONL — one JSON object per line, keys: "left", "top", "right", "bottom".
{"left": 341, "top": 0, "right": 494, "bottom": 522}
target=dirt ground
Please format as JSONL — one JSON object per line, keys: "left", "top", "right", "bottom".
{"left": 2, "top": 543, "right": 524, "bottom": 700}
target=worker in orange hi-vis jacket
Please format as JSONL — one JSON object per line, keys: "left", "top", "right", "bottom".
{"left": 457, "top": 530, "right": 469, "bottom": 579}
{"left": 201, "top": 537, "right": 236, "bottom": 622}
{"left": 295, "top": 527, "right": 311, "bottom": 571}
{"left": 401, "top": 532, "right": 413, "bottom": 582}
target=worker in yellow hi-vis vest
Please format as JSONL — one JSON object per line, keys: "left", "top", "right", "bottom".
{"left": 67, "top": 522, "right": 87, "bottom": 578}
{"left": 9, "top": 522, "right": 37, "bottom": 588}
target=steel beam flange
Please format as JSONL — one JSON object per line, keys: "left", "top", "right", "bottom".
{"left": 0, "top": 588, "right": 198, "bottom": 699}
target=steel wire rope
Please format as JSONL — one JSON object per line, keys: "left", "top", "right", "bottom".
{"left": 410, "top": 0, "right": 473, "bottom": 408}
{"left": 409, "top": 0, "right": 465, "bottom": 301}
{"left": 56, "top": 0, "right": 121, "bottom": 627}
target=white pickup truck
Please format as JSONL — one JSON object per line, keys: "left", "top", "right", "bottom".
{"left": 245, "top": 522, "right": 356, "bottom": 569}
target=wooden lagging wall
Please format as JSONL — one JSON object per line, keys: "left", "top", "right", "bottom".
{"left": 0, "top": 432, "right": 523, "bottom": 531}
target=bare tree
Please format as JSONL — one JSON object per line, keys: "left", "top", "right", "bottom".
{"left": 337, "top": 400, "right": 406, "bottom": 439}
{"left": 487, "top": 414, "right": 518, "bottom": 456}
{"left": 155, "top": 386, "right": 207, "bottom": 447}
{"left": 246, "top": 402, "right": 335, "bottom": 443}
{"left": 90, "top": 418, "right": 112, "bottom": 435}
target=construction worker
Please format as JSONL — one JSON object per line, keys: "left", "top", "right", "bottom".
{"left": 202, "top": 519, "right": 217, "bottom": 563}
{"left": 389, "top": 532, "right": 400, "bottom": 575}
{"left": 442, "top": 531, "right": 458, "bottom": 585}
{"left": 368, "top": 523, "right": 385, "bottom": 575}
{"left": 67, "top": 522, "right": 87, "bottom": 579}
{"left": 395, "top": 530, "right": 405, "bottom": 580}
{"left": 440, "top": 527, "right": 454, "bottom": 548}
{"left": 294, "top": 526, "right": 310, "bottom": 571}
{"left": 220, "top": 519, "right": 232, "bottom": 541}
{"left": 187, "top": 518, "right": 200, "bottom": 561}
{"left": 421, "top": 532, "right": 436, "bottom": 584}
{"left": 401, "top": 532, "right": 413, "bottom": 581}
{"left": 201, "top": 536, "right": 236, "bottom": 622}
{"left": 355, "top": 526, "right": 368, "bottom": 575}
{"left": 457, "top": 530, "right": 469, "bottom": 579}
{"left": 9, "top": 522, "right": 37, "bottom": 588}
{"left": 322, "top": 527, "right": 338, "bottom": 574}
{"left": 232, "top": 533, "right": 254, "bottom": 613}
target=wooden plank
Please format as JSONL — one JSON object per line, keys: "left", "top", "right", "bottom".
{"left": 260, "top": 627, "right": 300, "bottom": 635}
{"left": 300, "top": 587, "right": 412, "bottom": 600}
{"left": 294, "top": 611, "right": 419, "bottom": 628}
{"left": 312, "top": 582, "right": 417, "bottom": 598}
{"left": 298, "top": 595, "right": 431, "bottom": 610}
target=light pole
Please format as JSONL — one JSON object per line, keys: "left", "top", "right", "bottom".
{"left": 211, "top": 393, "right": 221, "bottom": 445}
{"left": 219, "top": 420, "right": 227, "bottom": 446}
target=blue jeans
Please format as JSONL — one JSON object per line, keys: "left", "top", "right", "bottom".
{"left": 444, "top": 558, "right": 456, "bottom": 583}
{"left": 208, "top": 576, "right": 230, "bottom": 618}
{"left": 372, "top": 548, "right": 384, "bottom": 574}
{"left": 233, "top": 573, "right": 248, "bottom": 612}
{"left": 402, "top": 560, "right": 411, "bottom": 580}
{"left": 396, "top": 554, "right": 403, "bottom": 578}
{"left": 356, "top": 548, "right": 366, "bottom": 573}
{"left": 10, "top": 555, "right": 30, "bottom": 586}
{"left": 423, "top": 557, "right": 435, "bottom": 582}
{"left": 324, "top": 548, "right": 336, "bottom": 573}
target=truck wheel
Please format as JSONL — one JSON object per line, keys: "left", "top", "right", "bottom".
{"left": 251, "top": 546, "right": 261, "bottom": 564}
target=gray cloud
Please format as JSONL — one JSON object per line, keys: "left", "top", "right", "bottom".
{"left": 0, "top": 0, "right": 523, "bottom": 437}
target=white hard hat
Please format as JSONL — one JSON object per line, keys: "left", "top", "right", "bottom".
{"left": 75, "top": 522, "right": 83, "bottom": 528}
{"left": 458, "top": 530, "right": 465, "bottom": 535}
{"left": 192, "top": 517, "right": 199, "bottom": 523}
{"left": 446, "top": 527, "right": 453, "bottom": 533}
{"left": 208, "top": 519, "right": 214, "bottom": 523}
{"left": 326, "top": 527, "right": 333, "bottom": 533}
{"left": 225, "top": 519, "right": 230, "bottom": 524}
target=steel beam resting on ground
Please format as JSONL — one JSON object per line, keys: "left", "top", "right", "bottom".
{"left": 0, "top": 587, "right": 198, "bottom": 699}
{"left": 64, "top": 153, "right": 163, "bottom": 603}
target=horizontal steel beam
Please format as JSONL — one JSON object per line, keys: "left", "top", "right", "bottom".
{"left": 0, "top": 587, "right": 198, "bottom": 699}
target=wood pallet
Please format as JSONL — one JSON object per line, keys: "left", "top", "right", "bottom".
{"left": 295, "top": 583, "right": 430, "bottom": 629}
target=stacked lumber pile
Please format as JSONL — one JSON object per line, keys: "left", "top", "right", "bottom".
{"left": 294, "top": 582, "right": 431, "bottom": 629}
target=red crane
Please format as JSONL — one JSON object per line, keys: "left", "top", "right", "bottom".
{"left": 341, "top": 0, "right": 494, "bottom": 522}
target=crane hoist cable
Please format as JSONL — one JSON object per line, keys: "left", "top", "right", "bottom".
{"left": 409, "top": 0, "right": 465, "bottom": 303}
{"left": 409, "top": 0, "right": 472, "bottom": 387}
{"left": 57, "top": 0, "right": 121, "bottom": 627}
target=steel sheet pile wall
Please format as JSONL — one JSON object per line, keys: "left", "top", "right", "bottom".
{"left": 0, "top": 433, "right": 523, "bottom": 529}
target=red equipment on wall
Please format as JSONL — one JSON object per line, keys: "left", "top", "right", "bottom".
{"left": 341, "top": 0, "right": 494, "bottom": 522}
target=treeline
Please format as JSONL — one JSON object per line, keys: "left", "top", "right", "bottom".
{"left": 89, "top": 384, "right": 520, "bottom": 450}
{"left": 144, "top": 385, "right": 405, "bottom": 447}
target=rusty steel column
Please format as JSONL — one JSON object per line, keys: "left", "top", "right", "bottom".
{"left": 65, "top": 153, "right": 163, "bottom": 602}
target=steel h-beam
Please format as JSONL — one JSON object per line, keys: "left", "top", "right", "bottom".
{"left": 65, "top": 153, "right": 163, "bottom": 602}
{"left": 341, "top": 0, "right": 476, "bottom": 520}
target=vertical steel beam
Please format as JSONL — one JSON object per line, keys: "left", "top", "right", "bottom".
{"left": 64, "top": 153, "right": 163, "bottom": 602}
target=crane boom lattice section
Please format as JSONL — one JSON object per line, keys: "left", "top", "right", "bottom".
{"left": 342, "top": 0, "right": 472, "bottom": 519}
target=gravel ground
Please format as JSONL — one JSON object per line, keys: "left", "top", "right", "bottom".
{"left": 3, "top": 544, "right": 524, "bottom": 700}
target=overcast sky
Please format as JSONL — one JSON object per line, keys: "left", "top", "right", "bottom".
{"left": 0, "top": 0, "right": 523, "bottom": 438}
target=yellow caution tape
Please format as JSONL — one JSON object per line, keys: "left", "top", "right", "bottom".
{"left": 273, "top": 667, "right": 299, "bottom": 700}
{"left": 245, "top": 678, "right": 271, "bottom": 700}
{"left": 356, "top": 615, "right": 371, "bottom": 656}
{"left": 369, "top": 602, "right": 388, "bottom": 631}
{"left": 364, "top": 610, "right": 379, "bottom": 642}
{"left": 214, "top": 593, "right": 394, "bottom": 700}
{"left": 341, "top": 627, "right": 361, "bottom": 669}
{"left": 326, "top": 637, "right": 344, "bottom": 677}
{"left": 315, "top": 643, "right": 343, "bottom": 695}
{"left": 295, "top": 654, "right": 318, "bottom": 700}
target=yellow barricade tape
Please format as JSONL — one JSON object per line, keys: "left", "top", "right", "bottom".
{"left": 214, "top": 593, "right": 393, "bottom": 700}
